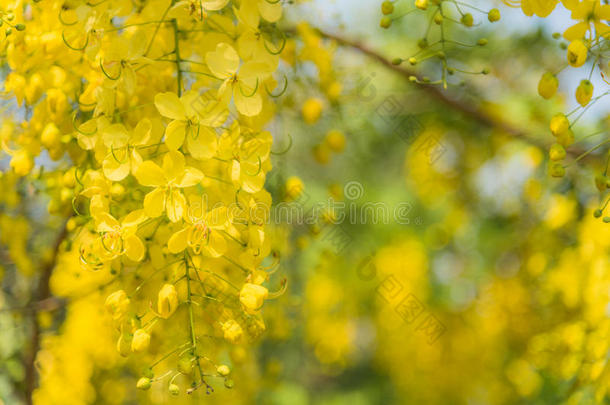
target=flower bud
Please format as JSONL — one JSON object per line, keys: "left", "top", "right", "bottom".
{"left": 169, "top": 383, "right": 180, "bottom": 396}
{"left": 461, "top": 13, "right": 473, "bottom": 27}
{"left": 575, "top": 79, "right": 593, "bottom": 106}
{"left": 556, "top": 128, "right": 574, "bottom": 147}
{"left": 301, "top": 98, "right": 323, "bottom": 125}
{"left": 15, "top": 23, "right": 25, "bottom": 31}
{"left": 567, "top": 40, "right": 587, "bottom": 67}
{"left": 381, "top": 1, "right": 394, "bottom": 15}
{"left": 117, "top": 333, "right": 132, "bottom": 357}
{"left": 380, "top": 17, "right": 392, "bottom": 29}
{"left": 550, "top": 163, "right": 565, "bottom": 178}
{"left": 488, "top": 9, "right": 500, "bottom": 22}
{"left": 137, "top": 377, "right": 152, "bottom": 390}
{"left": 224, "top": 378, "right": 234, "bottom": 389}
{"left": 131, "top": 329, "right": 150, "bottom": 352}
{"left": 217, "top": 365, "right": 231, "bottom": 376}
{"left": 415, "top": 0, "right": 428, "bottom": 10}
{"left": 325, "top": 130, "right": 346, "bottom": 153}
{"left": 105, "top": 290, "right": 130, "bottom": 320}
{"left": 594, "top": 209, "right": 603, "bottom": 218}
{"left": 433, "top": 14, "right": 443, "bottom": 25}
{"left": 549, "top": 113, "right": 569, "bottom": 137}
{"left": 222, "top": 319, "right": 244, "bottom": 344}
{"left": 157, "top": 284, "right": 179, "bottom": 319}
{"left": 284, "top": 176, "right": 304, "bottom": 201}
{"left": 549, "top": 143, "right": 566, "bottom": 161}
{"left": 477, "top": 38, "right": 488, "bottom": 46}
{"left": 538, "top": 72, "right": 558, "bottom": 99}
{"left": 239, "top": 283, "right": 269, "bottom": 313}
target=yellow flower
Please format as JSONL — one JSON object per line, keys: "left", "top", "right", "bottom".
{"left": 101, "top": 119, "right": 151, "bottom": 181}
{"left": 167, "top": 205, "right": 228, "bottom": 257}
{"left": 563, "top": 0, "right": 610, "bottom": 40}
{"left": 134, "top": 151, "right": 204, "bottom": 222}
{"left": 206, "top": 43, "right": 274, "bottom": 116}
{"left": 154, "top": 91, "right": 220, "bottom": 158}
{"left": 239, "top": 283, "right": 268, "bottom": 313}
{"left": 157, "top": 284, "right": 179, "bottom": 319}
{"left": 94, "top": 210, "right": 147, "bottom": 261}
{"left": 567, "top": 40, "right": 587, "bottom": 67}
{"left": 131, "top": 329, "right": 151, "bottom": 352}
{"left": 104, "top": 290, "right": 130, "bottom": 320}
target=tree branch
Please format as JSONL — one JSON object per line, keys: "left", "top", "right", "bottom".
{"left": 24, "top": 218, "right": 70, "bottom": 405}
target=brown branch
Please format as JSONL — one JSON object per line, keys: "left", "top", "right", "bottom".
{"left": 24, "top": 218, "right": 70, "bottom": 405}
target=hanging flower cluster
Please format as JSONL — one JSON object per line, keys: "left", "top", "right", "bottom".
{"left": 0, "top": 0, "right": 288, "bottom": 398}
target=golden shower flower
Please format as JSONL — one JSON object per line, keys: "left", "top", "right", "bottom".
{"left": 239, "top": 283, "right": 269, "bottom": 314}
{"left": 104, "top": 290, "right": 130, "bottom": 320}
{"left": 131, "top": 329, "right": 151, "bottom": 352}
{"left": 157, "top": 284, "right": 179, "bottom": 319}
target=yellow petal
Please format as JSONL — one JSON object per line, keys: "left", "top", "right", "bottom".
{"left": 122, "top": 209, "right": 147, "bottom": 229}
{"left": 133, "top": 118, "right": 152, "bottom": 145}
{"left": 203, "top": 0, "right": 229, "bottom": 11}
{"left": 206, "top": 43, "right": 239, "bottom": 79}
{"left": 155, "top": 92, "right": 186, "bottom": 120}
{"left": 163, "top": 150, "right": 186, "bottom": 181}
{"left": 167, "top": 189, "right": 186, "bottom": 222}
{"left": 234, "top": 86, "right": 262, "bottom": 117}
{"left": 236, "top": 1, "right": 259, "bottom": 29}
{"left": 168, "top": 227, "right": 189, "bottom": 253}
{"left": 165, "top": 120, "right": 187, "bottom": 150}
{"left": 102, "top": 123, "right": 129, "bottom": 149}
{"left": 144, "top": 188, "right": 166, "bottom": 218}
{"left": 203, "top": 231, "right": 227, "bottom": 257}
{"left": 242, "top": 171, "right": 265, "bottom": 193}
{"left": 103, "top": 154, "right": 130, "bottom": 181}
{"left": 175, "top": 167, "right": 204, "bottom": 188}
{"left": 135, "top": 161, "right": 166, "bottom": 187}
{"left": 124, "top": 234, "right": 145, "bottom": 261}
{"left": 187, "top": 125, "right": 218, "bottom": 160}
{"left": 258, "top": 0, "right": 282, "bottom": 22}
{"left": 95, "top": 212, "right": 120, "bottom": 233}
